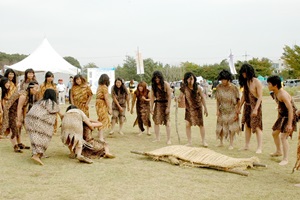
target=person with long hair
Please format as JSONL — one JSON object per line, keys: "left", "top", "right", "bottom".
{"left": 238, "top": 63, "right": 263, "bottom": 154}
{"left": 215, "top": 70, "right": 240, "bottom": 149}
{"left": 61, "top": 105, "right": 115, "bottom": 164}
{"left": 1, "top": 79, "right": 39, "bottom": 152}
{"left": 95, "top": 74, "right": 112, "bottom": 141}
{"left": 37, "top": 71, "right": 57, "bottom": 100}
{"left": 70, "top": 75, "right": 93, "bottom": 117}
{"left": 3, "top": 68, "right": 18, "bottom": 136}
{"left": 267, "top": 75, "right": 297, "bottom": 166}
{"left": 130, "top": 81, "right": 151, "bottom": 136}
{"left": 110, "top": 77, "right": 129, "bottom": 135}
{"left": 25, "top": 89, "right": 63, "bottom": 165}
{"left": 177, "top": 72, "right": 208, "bottom": 147}
{"left": 19, "top": 68, "right": 37, "bottom": 91}
{"left": 150, "top": 71, "right": 172, "bottom": 144}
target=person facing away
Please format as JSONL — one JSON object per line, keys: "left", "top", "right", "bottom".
{"left": 238, "top": 63, "right": 263, "bottom": 154}
{"left": 267, "top": 75, "right": 297, "bottom": 166}
{"left": 177, "top": 72, "right": 208, "bottom": 147}
{"left": 150, "top": 71, "right": 172, "bottom": 145}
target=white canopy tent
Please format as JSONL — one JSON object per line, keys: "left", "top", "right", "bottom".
{"left": 8, "top": 38, "right": 78, "bottom": 75}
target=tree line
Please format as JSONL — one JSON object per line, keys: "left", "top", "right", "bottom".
{"left": 1, "top": 44, "right": 300, "bottom": 84}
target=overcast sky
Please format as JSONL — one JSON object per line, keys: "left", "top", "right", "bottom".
{"left": 1, "top": 0, "right": 299, "bottom": 67}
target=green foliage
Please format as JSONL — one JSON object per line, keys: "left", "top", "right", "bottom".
{"left": 0, "top": 52, "right": 27, "bottom": 69}
{"left": 235, "top": 58, "right": 273, "bottom": 78}
{"left": 281, "top": 45, "right": 300, "bottom": 78}
{"left": 63, "top": 56, "right": 81, "bottom": 69}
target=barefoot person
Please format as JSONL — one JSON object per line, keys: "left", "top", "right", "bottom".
{"left": 95, "top": 74, "right": 112, "bottom": 141}
{"left": 110, "top": 78, "right": 129, "bottom": 135}
{"left": 130, "top": 81, "right": 151, "bottom": 136}
{"left": 215, "top": 70, "right": 240, "bottom": 149}
{"left": 267, "top": 75, "right": 297, "bottom": 166}
{"left": 238, "top": 63, "right": 263, "bottom": 154}
{"left": 150, "top": 71, "right": 172, "bottom": 144}
{"left": 61, "top": 105, "right": 115, "bottom": 164}
{"left": 294, "top": 110, "right": 300, "bottom": 187}
{"left": 177, "top": 72, "right": 208, "bottom": 147}
{"left": 25, "top": 89, "right": 63, "bottom": 165}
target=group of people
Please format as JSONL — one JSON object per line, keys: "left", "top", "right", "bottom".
{"left": 0, "top": 69, "right": 114, "bottom": 165}
{"left": 0, "top": 64, "right": 300, "bottom": 186}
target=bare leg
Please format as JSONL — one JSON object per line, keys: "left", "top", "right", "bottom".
{"left": 186, "top": 121, "right": 192, "bottom": 146}
{"left": 270, "top": 130, "right": 282, "bottom": 156}
{"left": 166, "top": 121, "right": 171, "bottom": 144}
{"left": 153, "top": 124, "right": 160, "bottom": 142}
{"left": 110, "top": 118, "right": 116, "bottom": 134}
{"left": 31, "top": 153, "right": 44, "bottom": 165}
{"left": 217, "top": 131, "right": 224, "bottom": 147}
{"left": 146, "top": 126, "right": 151, "bottom": 135}
{"left": 103, "top": 143, "right": 115, "bottom": 158}
{"left": 98, "top": 129, "right": 104, "bottom": 142}
{"left": 279, "top": 132, "right": 289, "bottom": 165}
{"left": 200, "top": 125, "right": 208, "bottom": 147}
{"left": 241, "top": 124, "right": 251, "bottom": 150}
{"left": 119, "top": 121, "right": 124, "bottom": 135}
{"left": 255, "top": 127, "right": 263, "bottom": 154}
{"left": 228, "top": 132, "right": 234, "bottom": 150}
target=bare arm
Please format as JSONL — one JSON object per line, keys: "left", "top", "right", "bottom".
{"left": 199, "top": 86, "right": 208, "bottom": 117}
{"left": 104, "top": 92, "right": 112, "bottom": 114}
{"left": 130, "top": 93, "right": 137, "bottom": 114}
{"left": 165, "top": 81, "right": 172, "bottom": 114}
{"left": 150, "top": 89, "right": 155, "bottom": 114}
{"left": 254, "top": 79, "right": 263, "bottom": 111}
{"left": 279, "top": 91, "right": 293, "bottom": 131}
{"left": 16, "top": 95, "right": 26, "bottom": 128}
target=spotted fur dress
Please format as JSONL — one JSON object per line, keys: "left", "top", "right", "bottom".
{"left": 25, "top": 100, "right": 60, "bottom": 156}
{"left": 180, "top": 85, "right": 203, "bottom": 126}
{"left": 242, "top": 89, "right": 263, "bottom": 133}
{"left": 133, "top": 89, "right": 151, "bottom": 132}
{"left": 153, "top": 87, "right": 169, "bottom": 125}
{"left": 71, "top": 84, "right": 93, "bottom": 117}
{"left": 215, "top": 84, "right": 240, "bottom": 139}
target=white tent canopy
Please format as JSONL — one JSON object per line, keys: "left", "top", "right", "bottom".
{"left": 9, "top": 38, "right": 78, "bottom": 75}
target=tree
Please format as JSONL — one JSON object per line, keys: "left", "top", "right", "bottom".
{"left": 235, "top": 58, "right": 273, "bottom": 77}
{"left": 82, "top": 62, "right": 98, "bottom": 78}
{"left": 281, "top": 45, "right": 300, "bottom": 78}
{"left": 0, "top": 52, "right": 27, "bottom": 69}
{"left": 64, "top": 56, "right": 81, "bottom": 69}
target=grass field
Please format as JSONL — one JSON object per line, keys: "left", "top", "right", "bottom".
{"left": 0, "top": 95, "right": 300, "bottom": 200}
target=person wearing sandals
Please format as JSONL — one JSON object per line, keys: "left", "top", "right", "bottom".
{"left": 1, "top": 79, "right": 39, "bottom": 152}
{"left": 25, "top": 89, "right": 63, "bottom": 165}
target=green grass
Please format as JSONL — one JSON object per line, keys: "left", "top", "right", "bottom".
{"left": 0, "top": 96, "right": 300, "bottom": 200}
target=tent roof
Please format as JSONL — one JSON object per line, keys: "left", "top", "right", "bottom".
{"left": 9, "top": 38, "right": 78, "bottom": 75}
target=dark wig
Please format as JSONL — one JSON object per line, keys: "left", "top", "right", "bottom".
{"left": 151, "top": 71, "right": 165, "bottom": 97}
{"left": 218, "top": 69, "right": 233, "bottom": 82}
{"left": 267, "top": 75, "right": 282, "bottom": 89}
{"left": 27, "top": 81, "right": 39, "bottom": 111}
{"left": 43, "top": 89, "right": 57, "bottom": 103}
{"left": 0, "top": 77, "right": 10, "bottom": 99}
{"left": 4, "top": 68, "right": 17, "bottom": 85}
{"left": 24, "top": 68, "right": 36, "bottom": 82}
{"left": 44, "top": 71, "right": 54, "bottom": 86}
{"left": 183, "top": 72, "right": 198, "bottom": 98}
{"left": 98, "top": 74, "right": 110, "bottom": 86}
{"left": 66, "top": 104, "right": 78, "bottom": 112}
{"left": 73, "top": 74, "right": 86, "bottom": 86}
{"left": 113, "top": 78, "right": 127, "bottom": 95}
{"left": 238, "top": 63, "right": 256, "bottom": 88}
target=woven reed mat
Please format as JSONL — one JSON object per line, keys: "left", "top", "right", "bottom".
{"left": 143, "top": 145, "right": 260, "bottom": 170}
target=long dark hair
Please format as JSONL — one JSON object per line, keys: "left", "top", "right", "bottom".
{"left": 44, "top": 71, "right": 54, "bottom": 86}
{"left": 98, "top": 74, "right": 110, "bottom": 86}
{"left": 113, "top": 78, "right": 127, "bottom": 95}
{"left": 4, "top": 68, "right": 17, "bottom": 85}
{"left": 27, "top": 81, "right": 39, "bottom": 111}
{"left": 24, "top": 68, "right": 36, "bottom": 82}
{"left": 73, "top": 74, "right": 86, "bottom": 86}
{"left": 42, "top": 88, "right": 57, "bottom": 109}
{"left": 151, "top": 71, "right": 165, "bottom": 98}
{"left": 66, "top": 104, "right": 78, "bottom": 112}
{"left": 238, "top": 63, "right": 255, "bottom": 88}
{"left": 136, "top": 81, "right": 148, "bottom": 98}
{"left": 218, "top": 69, "right": 233, "bottom": 82}
{"left": 183, "top": 72, "right": 198, "bottom": 98}
{"left": 0, "top": 77, "right": 10, "bottom": 99}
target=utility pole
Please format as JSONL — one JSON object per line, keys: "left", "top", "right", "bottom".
{"left": 243, "top": 51, "right": 250, "bottom": 62}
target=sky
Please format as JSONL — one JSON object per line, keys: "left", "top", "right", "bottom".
{"left": 1, "top": 0, "right": 299, "bottom": 68}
